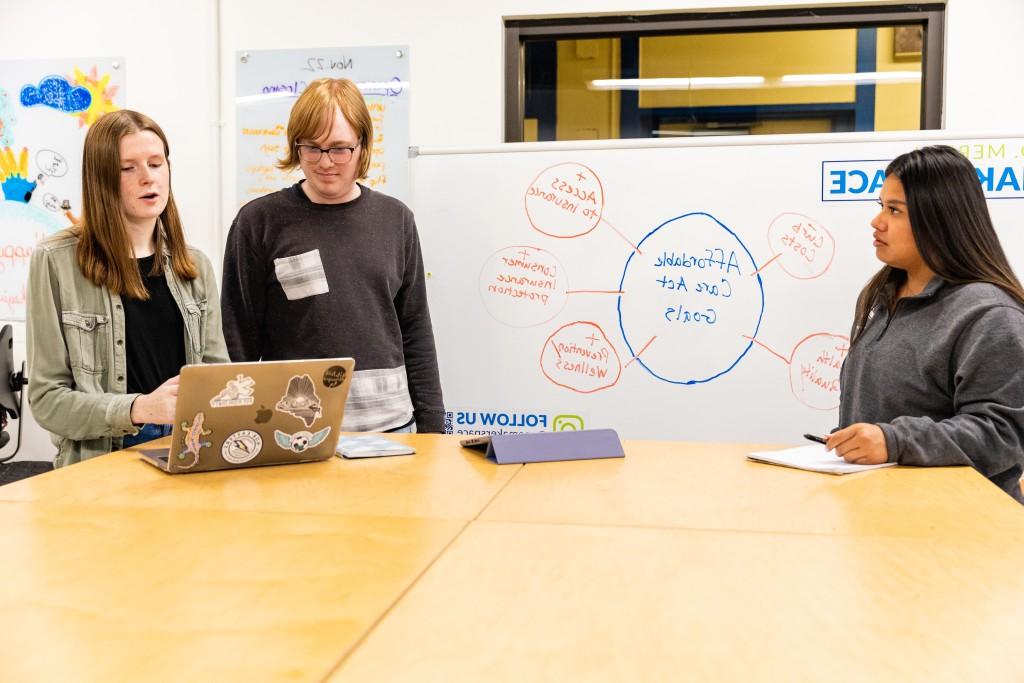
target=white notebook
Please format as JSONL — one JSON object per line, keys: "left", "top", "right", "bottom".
{"left": 747, "top": 444, "right": 897, "bottom": 475}
{"left": 336, "top": 435, "right": 416, "bottom": 459}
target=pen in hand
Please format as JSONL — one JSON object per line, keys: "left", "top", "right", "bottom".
{"left": 803, "top": 433, "right": 828, "bottom": 445}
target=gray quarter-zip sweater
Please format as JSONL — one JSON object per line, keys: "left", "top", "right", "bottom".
{"left": 840, "top": 277, "right": 1024, "bottom": 503}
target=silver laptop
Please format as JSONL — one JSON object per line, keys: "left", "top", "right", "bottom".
{"left": 139, "top": 358, "right": 354, "bottom": 473}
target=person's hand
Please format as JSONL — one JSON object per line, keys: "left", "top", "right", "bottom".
{"left": 825, "top": 423, "right": 889, "bottom": 464}
{"left": 130, "top": 376, "right": 180, "bottom": 425}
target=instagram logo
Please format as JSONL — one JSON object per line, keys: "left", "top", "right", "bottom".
{"left": 552, "top": 415, "right": 584, "bottom": 431}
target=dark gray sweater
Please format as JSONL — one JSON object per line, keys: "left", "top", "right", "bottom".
{"left": 221, "top": 183, "right": 444, "bottom": 432}
{"left": 840, "top": 277, "right": 1024, "bottom": 503}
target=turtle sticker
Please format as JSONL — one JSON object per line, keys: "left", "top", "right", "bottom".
{"left": 275, "top": 374, "right": 322, "bottom": 427}
{"left": 274, "top": 426, "right": 331, "bottom": 453}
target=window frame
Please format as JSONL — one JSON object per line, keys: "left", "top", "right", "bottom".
{"left": 504, "top": 4, "right": 945, "bottom": 142}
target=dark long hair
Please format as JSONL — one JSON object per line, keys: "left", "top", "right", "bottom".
{"left": 851, "top": 145, "right": 1024, "bottom": 343}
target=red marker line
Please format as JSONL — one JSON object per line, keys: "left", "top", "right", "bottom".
{"left": 752, "top": 253, "right": 781, "bottom": 276}
{"left": 600, "top": 216, "right": 642, "bottom": 255}
{"left": 625, "top": 335, "right": 657, "bottom": 368}
{"left": 742, "top": 335, "right": 789, "bottom": 364}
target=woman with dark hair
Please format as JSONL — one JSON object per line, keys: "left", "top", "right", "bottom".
{"left": 826, "top": 145, "right": 1024, "bottom": 502}
{"left": 26, "top": 110, "right": 228, "bottom": 467}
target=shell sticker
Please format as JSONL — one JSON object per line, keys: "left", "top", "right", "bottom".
{"left": 222, "top": 429, "right": 263, "bottom": 464}
{"left": 175, "top": 411, "right": 212, "bottom": 470}
{"left": 274, "top": 426, "right": 331, "bottom": 453}
{"left": 275, "top": 374, "right": 322, "bottom": 427}
{"left": 210, "top": 374, "right": 256, "bottom": 407}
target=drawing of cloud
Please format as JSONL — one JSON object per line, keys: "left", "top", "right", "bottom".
{"left": 20, "top": 76, "right": 92, "bottom": 113}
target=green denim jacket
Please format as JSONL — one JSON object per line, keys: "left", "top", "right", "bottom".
{"left": 26, "top": 230, "right": 230, "bottom": 467}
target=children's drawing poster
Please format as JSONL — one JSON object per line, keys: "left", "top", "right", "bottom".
{"left": 0, "top": 57, "right": 125, "bottom": 320}
{"left": 414, "top": 135, "right": 1024, "bottom": 443}
{"left": 235, "top": 45, "right": 410, "bottom": 209}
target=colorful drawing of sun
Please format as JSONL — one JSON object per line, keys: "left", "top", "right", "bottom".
{"left": 69, "top": 66, "right": 119, "bottom": 127}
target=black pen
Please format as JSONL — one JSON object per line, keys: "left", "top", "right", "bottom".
{"left": 803, "top": 433, "right": 828, "bottom": 445}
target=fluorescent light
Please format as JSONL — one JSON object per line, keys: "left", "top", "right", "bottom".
{"left": 586, "top": 71, "right": 920, "bottom": 92}
{"left": 780, "top": 71, "right": 921, "bottom": 86}
{"left": 590, "top": 76, "right": 765, "bottom": 90}
{"left": 655, "top": 129, "right": 749, "bottom": 137}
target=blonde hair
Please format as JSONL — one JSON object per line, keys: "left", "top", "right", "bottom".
{"left": 76, "top": 109, "right": 197, "bottom": 299}
{"left": 277, "top": 78, "right": 373, "bottom": 180}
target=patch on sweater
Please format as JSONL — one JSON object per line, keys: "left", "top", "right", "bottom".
{"left": 273, "top": 249, "right": 329, "bottom": 300}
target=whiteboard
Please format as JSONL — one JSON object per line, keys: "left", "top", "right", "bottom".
{"left": 235, "top": 45, "right": 410, "bottom": 208}
{"left": 0, "top": 57, "right": 126, "bottom": 320}
{"left": 414, "top": 133, "right": 1024, "bottom": 442}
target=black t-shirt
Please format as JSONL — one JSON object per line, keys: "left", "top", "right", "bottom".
{"left": 123, "top": 254, "right": 186, "bottom": 395}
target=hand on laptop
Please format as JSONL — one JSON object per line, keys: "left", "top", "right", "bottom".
{"left": 131, "top": 375, "right": 180, "bottom": 426}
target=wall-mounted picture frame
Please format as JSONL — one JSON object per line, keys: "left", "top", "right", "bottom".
{"left": 893, "top": 25, "right": 923, "bottom": 60}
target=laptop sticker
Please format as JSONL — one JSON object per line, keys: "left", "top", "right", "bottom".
{"left": 176, "top": 411, "right": 212, "bottom": 469}
{"left": 274, "top": 427, "right": 331, "bottom": 453}
{"left": 322, "top": 365, "right": 347, "bottom": 388}
{"left": 222, "top": 429, "right": 263, "bottom": 464}
{"left": 275, "top": 374, "right": 323, "bottom": 427}
{"left": 210, "top": 374, "right": 256, "bottom": 407}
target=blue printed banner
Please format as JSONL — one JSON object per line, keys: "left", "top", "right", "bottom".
{"left": 823, "top": 148, "right": 1024, "bottom": 202}
{"left": 820, "top": 160, "right": 889, "bottom": 202}
{"left": 445, "top": 408, "right": 587, "bottom": 436}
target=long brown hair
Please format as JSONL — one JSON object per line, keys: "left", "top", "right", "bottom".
{"left": 851, "top": 145, "right": 1024, "bottom": 343}
{"left": 276, "top": 78, "right": 373, "bottom": 180}
{"left": 75, "top": 109, "right": 197, "bottom": 299}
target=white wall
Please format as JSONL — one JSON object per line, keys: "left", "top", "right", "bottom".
{"left": 2, "top": 0, "right": 1022, "bottom": 461}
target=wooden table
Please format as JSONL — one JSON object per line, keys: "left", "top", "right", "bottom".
{"left": 2, "top": 435, "right": 1022, "bottom": 682}
{"left": 0, "top": 434, "right": 519, "bottom": 520}
{"left": 477, "top": 440, "right": 1024, "bottom": 538}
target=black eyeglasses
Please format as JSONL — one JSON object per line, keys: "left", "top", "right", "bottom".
{"left": 295, "top": 143, "right": 360, "bottom": 164}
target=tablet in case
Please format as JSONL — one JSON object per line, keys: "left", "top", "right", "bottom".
{"left": 460, "top": 429, "right": 624, "bottom": 464}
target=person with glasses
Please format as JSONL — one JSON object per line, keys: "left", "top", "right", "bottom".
{"left": 825, "top": 145, "right": 1024, "bottom": 503}
{"left": 26, "top": 110, "right": 229, "bottom": 466}
{"left": 221, "top": 78, "right": 444, "bottom": 434}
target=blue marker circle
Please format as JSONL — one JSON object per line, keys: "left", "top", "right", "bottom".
{"left": 617, "top": 212, "right": 765, "bottom": 384}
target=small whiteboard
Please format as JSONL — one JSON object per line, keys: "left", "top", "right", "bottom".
{"left": 0, "top": 57, "right": 125, "bottom": 320}
{"left": 235, "top": 45, "right": 410, "bottom": 208}
{"left": 414, "top": 133, "right": 1024, "bottom": 443}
